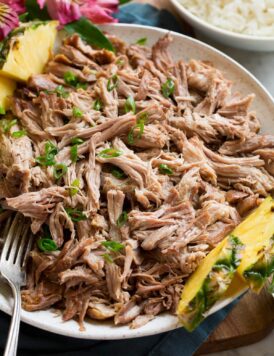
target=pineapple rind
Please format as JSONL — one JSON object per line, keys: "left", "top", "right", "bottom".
{"left": 243, "top": 236, "right": 274, "bottom": 292}
{"left": 177, "top": 235, "right": 243, "bottom": 331}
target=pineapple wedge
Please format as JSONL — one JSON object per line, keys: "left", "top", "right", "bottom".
{"left": 177, "top": 235, "right": 243, "bottom": 331}
{"left": 0, "top": 21, "right": 58, "bottom": 82}
{"left": 0, "top": 76, "right": 16, "bottom": 110}
{"left": 235, "top": 196, "right": 274, "bottom": 292}
{"left": 177, "top": 196, "right": 274, "bottom": 331}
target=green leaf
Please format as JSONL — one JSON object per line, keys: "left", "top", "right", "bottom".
{"left": 53, "top": 163, "right": 68, "bottom": 180}
{"left": 0, "top": 106, "right": 5, "bottom": 115}
{"left": 111, "top": 167, "right": 126, "bottom": 179}
{"left": 65, "top": 17, "right": 114, "bottom": 52}
{"left": 70, "top": 179, "right": 80, "bottom": 196}
{"left": 36, "top": 141, "right": 58, "bottom": 166}
{"left": 119, "top": 0, "right": 132, "bottom": 4}
{"left": 98, "top": 148, "right": 123, "bottom": 159}
{"left": 71, "top": 137, "right": 84, "bottom": 145}
{"left": 107, "top": 74, "right": 118, "bottom": 92}
{"left": 102, "top": 253, "right": 113, "bottom": 263}
{"left": 25, "top": 0, "right": 50, "bottom": 20}
{"left": 37, "top": 238, "right": 58, "bottom": 252}
{"left": 72, "top": 107, "right": 83, "bottom": 117}
{"left": 101, "top": 241, "right": 125, "bottom": 252}
{"left": 19, "top": 12, "right": 29, "bottom": 22}
{"left": 116, "top": 211, "right": 128, "bottom": 227}
{"left": 161, "top": 78, "right": 175, "bottom": 98}
{"left": 11, "top": 130, "right": 26, "bottom": 138}
{"left": 159, "top": 164, "right": 173, "bottom": 175}
{"left": 125, "top": 95, "right": 136, "bottom": 114}
{"left": 136, "top": 37, "right": 147, "bottom": 46}
{"left": 65, "top": 207, "right": 87, "bottom": 222}
{"left": 93, "top": 99, "right": 102, "bottom": 111}
{"left": 0, "top": 119, "right": 17, "bottom": 133}
{"left": 70, "top": 145, "right": 78, "bottom": 162}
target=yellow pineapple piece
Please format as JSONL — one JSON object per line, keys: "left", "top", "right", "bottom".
{"left": 0, "top": 21, "right": 58, "bottom": 82}
{"left": 0, "top": 76, "right": 16, "bottom": 111}
{"left": 235, "top": 196, "right": 274, "bottom": 292}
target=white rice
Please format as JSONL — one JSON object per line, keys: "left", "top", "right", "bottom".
{"left": 179, "top": 0, "right": 274, "bottom": 37}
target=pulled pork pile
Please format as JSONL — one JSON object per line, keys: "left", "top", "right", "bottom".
{"left": 1, "top": 33, "right": 274, "bottom": 330}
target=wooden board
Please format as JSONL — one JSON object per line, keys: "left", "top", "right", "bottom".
{"left": 134, "top": 0, "right": 274, "bottom": 353}
{"left": 196, "top": 288, "right": 274, "bottom": 354}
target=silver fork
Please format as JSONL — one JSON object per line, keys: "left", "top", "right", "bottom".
{"left": 0, "top": 213, "right": 33, "bottom": 356}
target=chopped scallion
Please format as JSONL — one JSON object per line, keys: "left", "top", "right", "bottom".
{"left": 107, "top": 74, "right": 118, "bottom": 92}
{"left": 11, "top": 130, "right": 26, "bottom": 138}
{"left": 161, "top": 78, "right": 175, "bottom": 98}
{"left": 159, "top": 164, "right": 173, "bottom": 175}
{"left": 53, "top": 163, "right": 68, "bottom": 180}
{"left": 98, "top": 148, "right": 123, "bottom": 159}
{"left": 101, "top": 240, "right": 125, "bottom": 252}
{"left": 116, "top": 211, "right": 128, "bottom": 228}
{"left": 125, "top": 95, "right": 136, "bottom": 114}
{"left": 72, "top": 107, "right": 83, "bottom": 117}
{"left": 70, "top": 178, "right": 80, "bottom": 196}
{"left": 136, "top": 37, "right": 147, "bottom": 45}
{"left": 37, "top": 238, "right": 58, "bottom": 252}
{"left": 65, "top": 207, "right": 87, "bottom": 222}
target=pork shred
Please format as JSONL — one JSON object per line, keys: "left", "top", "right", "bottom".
{"left": 0, "top": 32, "right": 273, "bottom": 330}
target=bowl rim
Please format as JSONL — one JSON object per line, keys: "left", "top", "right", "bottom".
{"left": 171, "top": 0, "right": 274, "bottom": 42}
{"left": 1, "top": 22, "right": 274, "bottom": 340}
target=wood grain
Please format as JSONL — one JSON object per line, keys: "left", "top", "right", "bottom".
{"left": 133, "top": 1, "right": 274, "bottom": 353}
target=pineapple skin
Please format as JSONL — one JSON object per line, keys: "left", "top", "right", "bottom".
{"left": 177, "top": 235, "right": 243, "bottom": 332}
{"left": 0, "top": 76, "right": 16, "bottom": 110}
{"left": 235, "top": 196, "right": 274, "bottom": 292}
{"left": 0, "top": 21, "right": 58, "bottom": 82}
{"left": 243, "top": 237, "right": 274, "bottom": 293}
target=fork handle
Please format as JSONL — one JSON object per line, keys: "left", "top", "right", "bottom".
{"left": 4, "top": 280, "right": 21, "bottom": 356}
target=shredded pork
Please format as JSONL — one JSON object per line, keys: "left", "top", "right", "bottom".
{"left": 0, "top": 32, "right": 273, "bottom": 330}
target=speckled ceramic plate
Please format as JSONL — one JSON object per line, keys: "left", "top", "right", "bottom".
{"left": 0, "top": 23, "right": 273, "bottom": 340}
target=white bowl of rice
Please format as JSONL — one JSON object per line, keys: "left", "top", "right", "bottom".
{"left": 171, "top": 0, "right": 274, "bottom": 51}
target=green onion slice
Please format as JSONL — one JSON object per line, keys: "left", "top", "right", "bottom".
{"left": 0, "top": 119, "right": 17, "bottom": 133}
{"left": 37, "top": 238, "right": 58, "bottom": 252}
{"left": 72, "top": 107, "right": 83, "bottom": 117}
{"left": 159, "top": 164, "right": 173, "bottom": 175}
{"left": 64, "top": 71, "right": 77, "bottom": 86}
{"left": 70, "top": 145, "right": 78, "bottom": 163}
{"left": 93, "top": 99, "right": 102, "bottom": 111}
{"left": 101, "top": 240, "right": 125, "bottom": 252}
{"left": 125, "top": 95, "right": 136, "bottom": 114}
{"left": 102, "top": 253, "right": 113, "bottom": 263}
{"left": 11, "top": 130, "right": 26, "bottom": 138}
{"left": 71, "top": 137, "right": 84, "bottom": 145}
{"left": 65, "top": 207, "right": 87, "bottom": 222}
{"left": 53, "top": 163, "right": 68, "bottom": 180}
{"left": 116, "top": 211, "right": 128, "bottom": 228}
{"left": 98, "top": 148, "right": 123, "bottom": 159}
{"left": 35, "top": 141, "right": 58, "bottom": 166}
{"left": 107, "top": 74, "right": 118, "bottom": 92}
{"left": 70, "top": 178, "right": 80, "bottom": 196}
{"left": 136, "top": 37, "right": 147, "bottom": 45}
{"left": 111, "top": 167, "right": 126, "bottom": 179}
{"left": 161, "top": 78, "right": 175, "bottom": 98}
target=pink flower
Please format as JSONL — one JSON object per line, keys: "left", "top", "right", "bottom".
{"left": 0, "top": 3, "right": 19, "bottom": 40}
{"left": 80, "top": 0, "right": 119, "bottom": 24}
{"left": 1, "top": 0, "right": 25, "bottom": 15}
{"left": 38, "top": 0, "right": 119, "bottom": 25}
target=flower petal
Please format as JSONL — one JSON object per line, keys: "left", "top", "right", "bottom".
{"left": 1, "top": 0, "right": 25, "bottom": 14}
{"left": 46, "top": 0, "right": 81, "bottom": 25}
{"left": 0, "top": 3, "right": 19, "bottom": 40}
{"left": 80, "top": 0, "right": 119, "bottom": 24}
{"left": 37, "top": 0, "right": 47, "bottom": 9}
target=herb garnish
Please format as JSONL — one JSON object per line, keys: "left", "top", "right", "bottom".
{"left": 127, "top": 113, "right": 148, "bottom": 145}
{"left": 72, "top": 107, "right": 83, "bottom": 117}
{"left": 37, "top": 238, "right": 58, "bottom": 252}
{"left": 111, "top": 167, "right": 126, "bottom": 179}
{"left": 101, "top": 241, "right": 125, "bottom": 252}
{"left": 11, "top": 130, "right": 26, "bottom": 138}
{"left": 70, "top": 179, "right": 80, "bottom": 196}
{"left": 116, "top": 211, "right": 128, "bottom": 227}
{"left": 125, "top": 95, "right": 136, "bottom": 114}
{"left": 159, "top": 164, "right": 173, "bottom": 175}
{"left": 107, "top": 74, "right": 118, "bottom": 92}
{"left": 71, "top": 137, "right": 84, "bottom": 145}
{"left": 0, "top": 119, "right": 17, "bottom": 133}
{"left": 65, "top": 207, "right": 87, "bottom": 222}
{"left": 98, "top": 148, "right": 123, "bottom": 159}
{"left": 36, "top": 141, "right": 58, "bottom": 166}
{"left": 53, "top": 163, "right": 68, "bottom": 180}
{"left": 161, "top": 78, "right": 175, "bottom": 98}
{"left": 93, "top": 99, "right": 102, "bottom": 111}
{"left": 136, "top": 37, "right": 147, "bottom": 45}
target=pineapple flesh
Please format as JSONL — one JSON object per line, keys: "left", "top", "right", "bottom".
{"left": 177, "top": 235, "right": 243, "bottom": 331}
{"left": 235, "top": 196, "right": 274, "bottom": 292}
{"left": 0, "top": 21, "right": 58, "bottom": 82}
{"left": 177, "top": 196, "right": 274, "bottom": 332}
{"left": 0, "top": 76, "right": 16, "bottom": 110}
